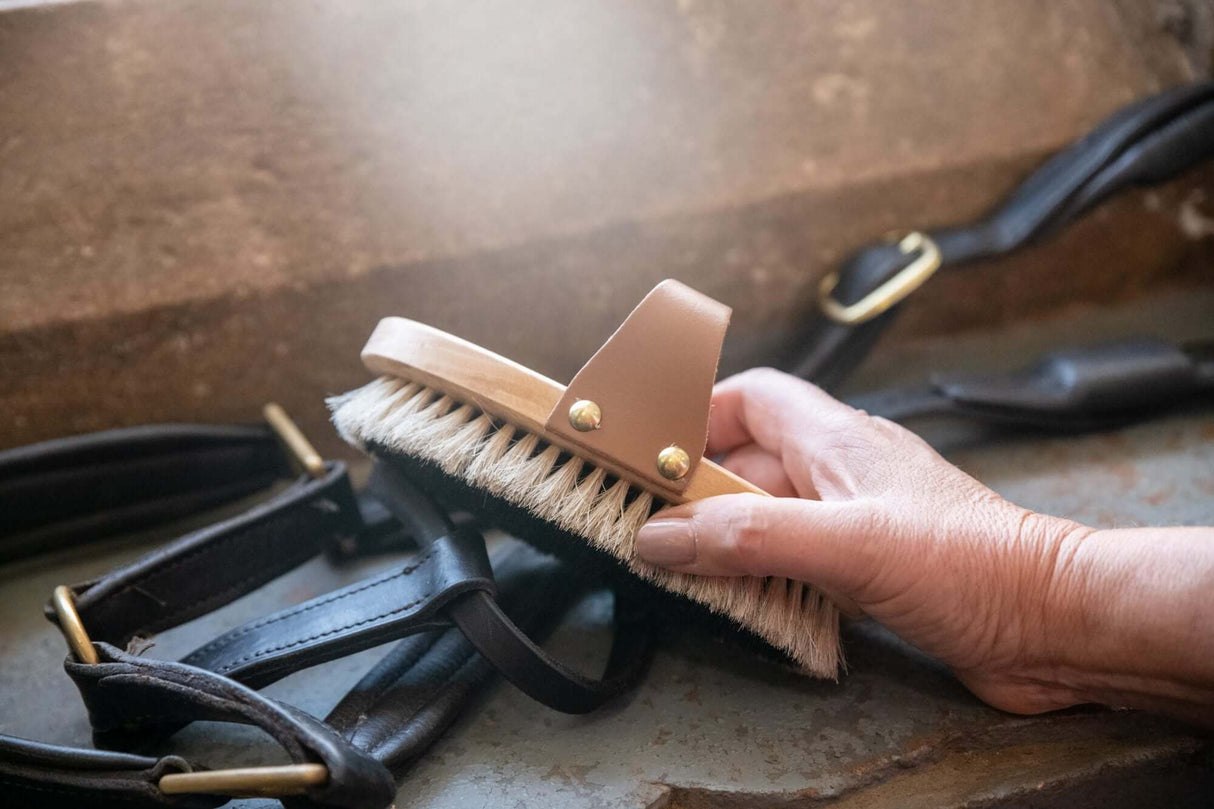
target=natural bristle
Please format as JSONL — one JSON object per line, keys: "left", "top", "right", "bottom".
{"left": 329, "top": 376, "right": 841, "bottom": 677}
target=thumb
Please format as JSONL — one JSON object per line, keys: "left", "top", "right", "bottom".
{"left": 635, "top": 493, "right": 885, "bottom": 598}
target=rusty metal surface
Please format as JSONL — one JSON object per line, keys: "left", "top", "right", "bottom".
{"left": 2, "top": 293, "right": 1212, "bottom": 808}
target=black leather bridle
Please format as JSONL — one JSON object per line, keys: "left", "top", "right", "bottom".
{"left": 1, "top": 410, "right": 652, "bottom": 808}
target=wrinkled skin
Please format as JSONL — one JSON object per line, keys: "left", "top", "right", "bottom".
{"left": 638, "top": 369, "right": 1214, "bottom": 724}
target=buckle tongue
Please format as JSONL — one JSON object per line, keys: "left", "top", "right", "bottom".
{"left": 264, "top": 402, "right": 326, "bottom": 479}
{"left": 158, "top": 763, "right": 329, "bottom": 798}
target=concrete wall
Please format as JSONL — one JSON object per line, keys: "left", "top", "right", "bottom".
{"left": 1, "top": 0, "right": 1211, "bottom": 453}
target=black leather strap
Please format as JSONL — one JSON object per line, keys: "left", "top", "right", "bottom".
{"left": 365, "top": 460, "right": 654, "bottom": 715}
{"left": 0, "top": 737, "right": 219, "bottom": 809}
{"left": 324, "top": 541, "right": 601, "bottom": 773}
{"left": 790, "top": 81, "right": 1214, "bottom": 388}
{"left": 179, "top": 526, "right": 495, "bottom": 688}
{"left": 0, "top": 424, "right": 286, "bottom": 563}
{"left": 449, "top": 590, "right": 651, "bottom": 714}
{"left": 850, "top": 338, "right": 1214, "bottom": 429}
{"left": 55, "top": 461, "right": 362, "bottom": 648}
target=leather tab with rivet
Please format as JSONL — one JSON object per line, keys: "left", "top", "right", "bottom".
{"left": 544, "top": 280, "right": 731, "bottom": 495}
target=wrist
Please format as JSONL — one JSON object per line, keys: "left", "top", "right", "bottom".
{"left": 943, "top": 504, "right": 1100, "bottom": 714}
{"left": 1026, "top": 522, "right": 1214, "bottom": 720}
{"left": 993, "top": 510, "right": 1099, "bottom": 704}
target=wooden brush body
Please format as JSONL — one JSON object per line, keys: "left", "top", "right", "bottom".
{"left": 330, "top": 281, "right": 843, "bottom": 676}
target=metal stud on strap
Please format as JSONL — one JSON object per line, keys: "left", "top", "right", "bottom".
{"left": 818, "top": 231, "right": 943, "bottom": 325}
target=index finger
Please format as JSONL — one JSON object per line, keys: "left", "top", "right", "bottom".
{"left": 706, "top": 368, "right": 862, "bottom": 457}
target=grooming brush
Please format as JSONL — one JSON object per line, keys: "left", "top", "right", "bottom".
{"left": 330, "top": 280, "right": 842, "bottom": 676}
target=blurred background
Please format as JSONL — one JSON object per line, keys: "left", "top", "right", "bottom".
{"left": 1, "top": 0, "right": 1212, "bottom": 455}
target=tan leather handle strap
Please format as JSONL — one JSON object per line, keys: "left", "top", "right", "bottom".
{"left": 544, "top": 280, "right": 730, "bottom": 495}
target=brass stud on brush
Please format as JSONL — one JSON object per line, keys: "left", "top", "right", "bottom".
{"left": 568, "top": 400, "right": 602, "bottom": 432}
{"left": 656, "top": 445, "right": 691, "bottom": 480}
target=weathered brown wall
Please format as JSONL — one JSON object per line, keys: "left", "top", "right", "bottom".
{"left": 1, "top": 0, "right": 1211, "bottom": 453}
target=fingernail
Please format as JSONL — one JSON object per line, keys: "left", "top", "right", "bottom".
{"left": 636, "top": 519, "right": 696, "bottom": 566}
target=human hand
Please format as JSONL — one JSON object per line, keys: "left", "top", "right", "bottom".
{"left": 636, "top": 369, "right": 1214, "bottom": 721}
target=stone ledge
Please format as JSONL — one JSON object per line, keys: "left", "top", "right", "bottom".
{"left": 0, "top": 0, "right": 1210, "bottom": 449}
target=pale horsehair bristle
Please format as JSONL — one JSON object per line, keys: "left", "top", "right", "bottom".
{"left": 329, "top": 376, "right": 841, "bottom": 676}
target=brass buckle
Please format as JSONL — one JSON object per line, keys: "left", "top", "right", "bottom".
{"left": 51, "top": 587, "right": 329, "bottom": 798}
{"left": 263, "top": 402, "right": 326, "bottom": 480}
{"left": 818, "top": 231, "right": 943, "bottom": 325}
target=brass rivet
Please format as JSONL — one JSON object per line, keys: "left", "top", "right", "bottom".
{"left": 656, "top": 445, "right": 691, "bottom": 481}
{"left": 568, "top": 399, "right": 602, "bottom": 432}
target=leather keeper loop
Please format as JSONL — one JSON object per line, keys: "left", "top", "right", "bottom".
{"left": 177, "top": 525, "right": 496, "bottom": 689}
